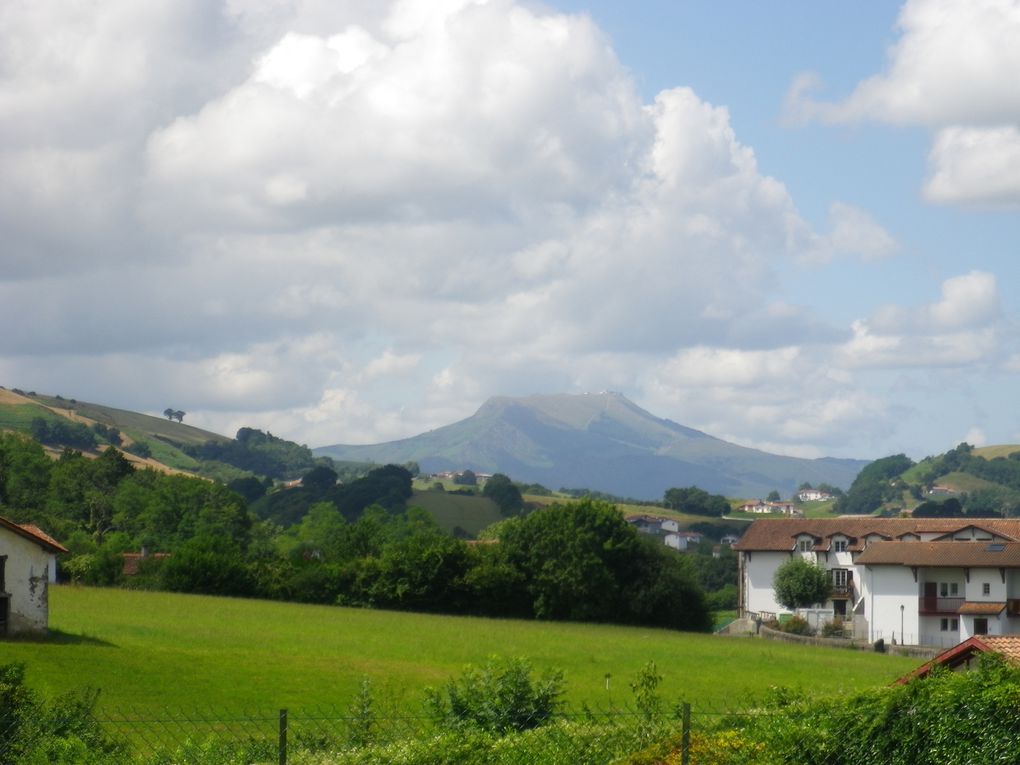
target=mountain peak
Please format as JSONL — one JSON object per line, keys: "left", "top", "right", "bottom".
{"left": 315, "top": 392, "right": 868, "bottom": 499}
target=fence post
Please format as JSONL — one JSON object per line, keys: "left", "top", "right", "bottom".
{"left": 681, "top": 701, "right": 691, "bottom": 765}
{"left": 279, "top": 708, "right": 288, "bottom": 765}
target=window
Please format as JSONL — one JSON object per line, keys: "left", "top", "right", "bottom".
{"left": 940, "top": 582, "right": 949, "bottom": 597}
{"left": 940, "top": 618, "right": 960, "bottom": 632}
{"left": 798, "top": 538, "right": 813, "bottom": 552}
{"left": 940, "top": 582, "right": 960, "bottom": 597}
{"left": 950, "top": 583, "right": 959, "bottom": 596}
{"left": 974, "top": 618, "right": 989, "bottom": 635}
{"left": 983, "top": 583, "right": 991, "bottom": 596}
{"left": 0, "top": 556, "right": 5, "bottom": 593}
{"left": 833, "top": 539, "right": 847, "bottom": 553}
{"left": 832, "top": 569, "right": 849, "bottom": 587}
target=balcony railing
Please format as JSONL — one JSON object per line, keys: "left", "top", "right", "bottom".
{"left": 919, "top": 596, "right": 964, "bottom": 614}
{"left": 831, "top": 584, "right": 855, "bottom": 599}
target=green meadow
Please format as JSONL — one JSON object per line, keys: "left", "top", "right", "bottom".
{"left": 3, "top": 586, "right": 920, "bottom": 714}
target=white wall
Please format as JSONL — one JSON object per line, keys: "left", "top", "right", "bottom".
{"left": 966, "top": 567, "right": 1007, "bottom": 602}
{"left": 862, "top": 565, "right": 919, "bottom": 644}
{"left": 743, "top": 552, "right": 792, "bottom": 616}
{"left": 1, "top": 530, "right": 52, "bottom": 635}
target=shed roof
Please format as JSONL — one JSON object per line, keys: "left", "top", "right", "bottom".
{"left": 0, "top": 516, "right": 68, "bottom": 554}
{"left": 897, "top": 634, "right": 1020, "bottom": 684}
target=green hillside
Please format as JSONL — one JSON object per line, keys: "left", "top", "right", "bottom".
{"left": 5, "top": 586, "right": 918, "bottom": 714}
{"left": 835, "top": 443, "right": 1020, "bottom": 517}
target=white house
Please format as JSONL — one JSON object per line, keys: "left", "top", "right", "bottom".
{"left": 734, "top": 518, "right": 1020, "bottom": 647}
{"left": 797, "top": 489, "right": 832, "bottom": 502}
{"left": 739, "top": 500, "right": 801, "bottom": 517}
{"left": 664, "top": 531, "right": 703, "bottom": 552}
{"left": 0, "top": 516, "right": 67, "bottom": 636}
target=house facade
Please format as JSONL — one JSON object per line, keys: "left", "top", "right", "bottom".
{"left": 797, "top": 489, "right": 832, "bottom": 502}
{"left": 0, "top": 516, "right": 67, "bottom": 636}
{"left": 734, "top": 518, "right": 1020, "bottom": 647}
{"left": 664, "top": 531, "right": 703, "bottom": 551}
{"left": 739, "top": 500, "right": 801, "bottom": 516}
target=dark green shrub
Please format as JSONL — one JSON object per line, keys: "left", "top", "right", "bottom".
{"left": 425, "top": 657, "right": 564, "bottom": 734}
{"left": 777, "top": 615, "right": 813, "bottom": 635}
{"left": 0, "top": 663, "right": 128, "bottom": 765}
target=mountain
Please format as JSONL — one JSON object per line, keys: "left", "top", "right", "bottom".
{"left": 314, "top": 392, "right": 870, "bottom": 499}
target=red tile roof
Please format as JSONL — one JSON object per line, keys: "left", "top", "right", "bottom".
{"left": 957, "top": 602, "right": 1007, "bottom": 615}
{"left": 0, "top": 516, "right": 68, "bottom": 554}
{"left": 121, "top": 552, "right": 170, "bottom": 576}
{"left": 733, "top": 518, "right": 1020, "bottom": 553}
{"left": 855, "top": 541, "right": 1020, "bottom": 567}
{"left": 897, "top": 634, "right": 1020, "bottom": 683}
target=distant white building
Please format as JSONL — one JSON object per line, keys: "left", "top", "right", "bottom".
{"left": 665, "top": 532, "right": 703, "bottom": 552}
{"left": 739, "top": 500, "right": 801, "bottom": 516}
{"left": 797, "top": 488, "right": 832, "bottom": 502}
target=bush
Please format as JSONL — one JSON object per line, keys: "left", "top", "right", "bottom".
{"left": 425, "top": 657, "right": 564, "bottom": 734}
{"left": 777, "top": 616, "right": 813, "bottom": 636}
{"left": 821, "top": 618, "right": 847, "bottom": 638}
{"left": 0, "top": 663, "right": 128, "bottom": 765}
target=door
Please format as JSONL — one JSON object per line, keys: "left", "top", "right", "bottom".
{"left": 923, "top": 582, "right": 937, "bottom": 612}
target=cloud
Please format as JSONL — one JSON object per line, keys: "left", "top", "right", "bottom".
{"left": 834, "top": 272, "right": 1003, "bottom": 371}
{"left": 786, "top": 0, "right": 1020, "bottom": 127}
{"left": 825, "top": 202, "right": 898, "bottom": 261}
{"left": 869, "top": 271, "right": 1000, "bottom": 335}
{"left": 0, "top": 0, "right": 1010, "bottom": 462}
{"left": 963, "top": 426, "right": 989, "bottom": 447}
{"left": 924, "top": 126, "right": 1020, "bottom": 207}
{"left": 786, "top": 0, "right": 1020, "bottom": 209}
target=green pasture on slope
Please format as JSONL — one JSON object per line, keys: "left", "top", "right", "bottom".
{"left": 3, "top": 586, "right": 920, "bottom": 715}
{"left": 409, "top": 489, "right": 504, "bottom": 536}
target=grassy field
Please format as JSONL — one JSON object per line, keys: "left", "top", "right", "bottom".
{"left": 3, "top": 586, "right": 920, "bottom": 715}
{"left": 974, "top": 444, "right": 1020, "bottom": 460}
{"left": 0, "top": 402, "right": 63, "bottom": 431}
{"left": 409, "top": 489, "right": 504, "bottom": 536}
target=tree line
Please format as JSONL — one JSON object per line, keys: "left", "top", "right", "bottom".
{"left": 0, "top": 432, "right": 711, "bottom": 632}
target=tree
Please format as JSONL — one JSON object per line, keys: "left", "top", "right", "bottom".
{"left": 663, "top": 486, "right": 729, "bottom": 517}
{"left": 163, "top": 408, "right": 174, "bottom": 420}
{"left": 482, "top": 473, "right": 524, "bottom": 516}
{"left": 453, "top": 470, "right": 477, "bottom": 486}
{"left": 496, "top": 499, "right": 710, "bottom": 630}
{"left": 773, "top": 557, "right": 832, "bottom": 610}
{"left": 173, "top": 410, "right": 185, "bottom": 423}
{"left": 301, "top": 465, "right": 338, "bottom": 494}
{"left": 766, "top": 490, "right": 781, "bottom": 502}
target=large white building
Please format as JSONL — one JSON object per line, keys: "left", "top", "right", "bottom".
{"left": 734, "top": 518, "right": 1020, "bottom": 647}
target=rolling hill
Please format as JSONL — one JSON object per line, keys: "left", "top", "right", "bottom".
{"left": 315, "top": 392, "right": 870, "bottom": 499}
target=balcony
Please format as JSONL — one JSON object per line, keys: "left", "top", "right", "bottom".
{"left": 919, "top": 596, "right": 964, "bottom": 615}
{"left": 831, "top": 584, "right": 855, "bottom": 600}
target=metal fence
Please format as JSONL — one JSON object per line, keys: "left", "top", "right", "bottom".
{"left": 6, "top": 693, "right": 1020, "bottom": 764}
{"left": 5, "top": 702, "right": 698, "bottom": 765}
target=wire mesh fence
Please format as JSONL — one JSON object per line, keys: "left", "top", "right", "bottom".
{"left": 5, "top": 701, "right": 698, "bottom": 765}
{"left": 6, "top": 680, "right": 1020, "bottom": 764}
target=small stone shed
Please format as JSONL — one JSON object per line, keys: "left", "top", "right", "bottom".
{"left": 0, "top": 515, "right": 68, "bottom": 636}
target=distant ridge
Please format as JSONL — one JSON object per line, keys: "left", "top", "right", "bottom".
{"left": 314, "top": 392, "right": 870, "bottom": 499}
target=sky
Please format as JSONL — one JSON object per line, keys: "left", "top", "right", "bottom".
{"left": 2, "top": 0, "right": 1019, "bottom": 461}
